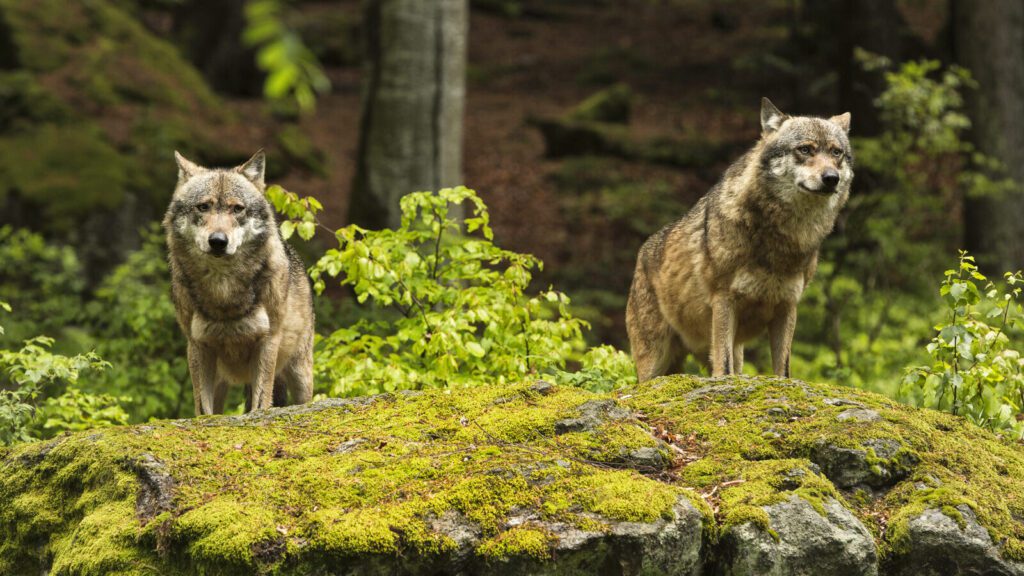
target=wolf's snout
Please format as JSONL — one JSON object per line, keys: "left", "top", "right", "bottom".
{"left": 821, "top": 169, "right": 840, "bottom": 190}
{"left": 208, "top": 232, "right": 229, "bottom": 254}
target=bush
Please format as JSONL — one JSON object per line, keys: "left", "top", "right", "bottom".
{"left": 0, "top": 301, "right": 122, "bottom": 445}
{"left": 902, "top": 252, "right": 1024, "bottom": 438}
{"left": 275, "top": 186, "right": 634, "bottom": 396}
{"left": 81, "top": 224, "right": 191, "bottom": 420}
{"left": 0, "top": 225, "right": 84, "bottom": 344}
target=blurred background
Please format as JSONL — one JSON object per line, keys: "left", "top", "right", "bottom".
{"left": 2, "top": 0, "right": 1023, "bottom": 435}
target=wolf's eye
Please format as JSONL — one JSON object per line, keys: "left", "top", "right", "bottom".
{"left": 196, "top": 203, "right": 210, "bottom": 213}
{"left": 830, "top": 147, "right": 843, "bottom": 158}
{"left": 797, "top": 145, "right": 813, "bottom": 155}
{"left": 231, "top": 205, "right": 245, "bottom": 215}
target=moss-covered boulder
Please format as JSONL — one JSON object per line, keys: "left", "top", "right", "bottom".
{"left": 2, "top": 376, "right": 1023, "bottom": 575}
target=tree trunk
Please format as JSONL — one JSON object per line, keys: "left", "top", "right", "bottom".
{"left": 350, "top": 0, "right": 468, "bottom": 229}
{"left": 172, "top": 0, "right": 262, "bottom": 97}
{"left": 954, "top": 0, "right": 1024, "bottom": 273}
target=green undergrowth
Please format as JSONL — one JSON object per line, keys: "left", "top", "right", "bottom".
{"left": 3, "top": 376, "right": 1023, "bottom": 574}
{"left": 0, "top": 382, "right": 685, "bottom": 575}
{"left": 623, "top": 375, "right": 1024, "bottom": 560}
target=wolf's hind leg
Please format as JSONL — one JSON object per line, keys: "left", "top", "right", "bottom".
{"left": 274, "top": 339, "right": 314, "bottom": 407}
{"left": 769, "top": 302, "right": 797, "bottom": 377}
{"left": 187, "top": 342, "right": 217, "bottom": 415}
{"left": 732, "top": 344, "right": 744, "bottom": 375}
{"left": 212, "top": 380, "right": 230, "bottom": 414}
{"left": 627, "top": 266, "right": 679, "bottom": 382}
{"left": 710, "top": 295, "right": 737, "bottom": 376}
{"left": 272, "top": 378, "right": 288, "bottom": 407}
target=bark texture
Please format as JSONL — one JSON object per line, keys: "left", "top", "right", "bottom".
{"left": 351, "top": 0, "right": 468, "bottom": 229}
{"left": 955, "top": 0, "right": 1024, "bottom": 272}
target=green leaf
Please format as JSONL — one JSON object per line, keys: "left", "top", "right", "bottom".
{"left": 281, "top": 220, "right": 296, "bottom": 240}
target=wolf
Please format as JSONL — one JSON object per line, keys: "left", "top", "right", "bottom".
{"left": 626, "top": 98, "right": 852, "bottom": 381}
{"left": 164, "top": 150, "right": 314, "bottom": 415}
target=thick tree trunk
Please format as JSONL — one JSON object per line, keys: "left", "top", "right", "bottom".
{"left": 954, "top": 0, "right": 1024, "bottom": 272}
{"left": 350, "top": 0, "right": 468, "bottom": 229}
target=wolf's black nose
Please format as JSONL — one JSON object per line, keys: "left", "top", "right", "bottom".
{"left": 822, "top": 169, "right": 840, "bottom": 189}
{"left": 208, "top": 232, "right": 229, "bottom": 253}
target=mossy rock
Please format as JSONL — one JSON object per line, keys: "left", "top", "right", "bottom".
{"left": 2, "top": 376, "right": 1023, "bottom": 575}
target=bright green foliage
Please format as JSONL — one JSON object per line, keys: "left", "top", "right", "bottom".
{"left": 83, "top": 225, "right": 191, "bottom": 421}
{"left": 244, "top": 0, "right": 330, "bottom": 112}
{"left": 0, "top": 225, "right": 84, "bottom": 342}
{"left": 0, "top": 303, "right": 113, "bottom": 445}
{"left": 903, "top": 252, "right": 1024, "bottom": 438}
{"left": 308, "top": 187, "right": 600, "bottom": 396}
{"left": 35, "top": 387, "right": 130, "bottom": 435}
{"left": 266, "top": 183, "right": 323, "bottom": 241}
{"left": 549, "top": 344, "right": 637, "bottom": 393}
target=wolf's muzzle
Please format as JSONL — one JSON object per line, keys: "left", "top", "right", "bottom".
{"left": 208, "top": 232, "right": 229, "bottom": 255}
{"left": 821, "top": 169, "right": 840, "bottom": 192}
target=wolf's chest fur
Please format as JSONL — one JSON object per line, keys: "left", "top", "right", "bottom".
{"left": 179, "top": 255, "right": 268, "bottom": 322}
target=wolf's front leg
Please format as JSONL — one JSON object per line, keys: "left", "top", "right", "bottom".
{"left": 187, "top": 342, "right": 218, "bottom": 415}
{"left": 250, "top": 335, "right": 282, "bottom": 411}
{"left": 710, "top": 295, "right": 736, "bottom": 376}
{"left": 769, "top": 303, "right": 797, "bottom": 377}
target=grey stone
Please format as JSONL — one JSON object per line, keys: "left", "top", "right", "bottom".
{"left": 622, "top": 446, "right": 671, "bottom": 470}
{"left": 811, "top": 438, "right": 919, "bottom": 489}
{"left": 551, "top": 497, "right": 704, "bottom": 575}
{"left": 836, "top": 408, "right": 881, "bottom": 422}
{"left": 554, "top": 399, "right": 630, "bottom": 434}
{"left": 530, "top": 380, "right": 554, "bottom": 395}
{"left": 127, "top": 453, "right": 175, "bottom": 521}
{"left": 721, "top": 495, "right": 878, "bottom": 576}
{"left": 886, "top": 505, "right": 1024, "bottom": 576}
{"left": 823, "top": 398, "right": 866, "bottom": 408}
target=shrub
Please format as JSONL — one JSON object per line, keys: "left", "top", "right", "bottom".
{"left": 903, "top": 252, "right": 1024, "bottom": 438}
{"left": 82, "top": 224, "right": 191, "bottom": 420}
{"left": 274, "top": 185, "right": 635, "bottom": 396}
{"left": 0, "top": 301, "right": 120, "bottom": 445}
{"left": 0, "top": 225, "right": 84, "bottom": 343}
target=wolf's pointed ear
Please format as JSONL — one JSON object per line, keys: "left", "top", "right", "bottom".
{"left": 760, "top": 97, "right": 788, "bottom": 135}
{"left": 236, "top": 149, "right": 266, "bottom": 187}
{"left": 174, "top": 151, "right": 203, "bottom": 183}
{"left": 829, "top": 112, "right": 851, "bottom": 133}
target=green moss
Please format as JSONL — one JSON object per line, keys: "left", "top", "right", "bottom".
{"left": 4, "top": 375, "right": 1023, "bottom": 571}
{"left": 0, "top": 382, "right": 681, "bottom": 572}
{"left": 0, "top": 123, "right": 128, "bottom": 227}
{"left": 477, "top": 525, "right": 556, "bottom": 561}
{"left": 623, "top": 375, "right": 1024, "bottom": 562}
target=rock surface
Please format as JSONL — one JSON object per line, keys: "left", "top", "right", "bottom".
{"left": 1, "top": 375, "right": 1023, "bottom": 575}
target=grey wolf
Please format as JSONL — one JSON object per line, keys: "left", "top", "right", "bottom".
{"left": 164, "top": 150, "right": 314, "bottom": 415}
{"left": 626, "top": 98, "right": 853, "bottom": 381}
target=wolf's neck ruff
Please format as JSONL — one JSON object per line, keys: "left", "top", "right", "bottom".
{"left": 177, "top": 255, "right": 272, "bottom": 322}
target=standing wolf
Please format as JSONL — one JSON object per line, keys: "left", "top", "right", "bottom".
{"left": 627, "top": 98, "right": 852, "bottom": 381}
{"left": 164, "top": 150, "right": 314, "bottom": 415}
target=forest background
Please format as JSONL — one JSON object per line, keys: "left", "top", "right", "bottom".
{"left": 2, "top": 0, "right": 1024, "bottom": 442}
